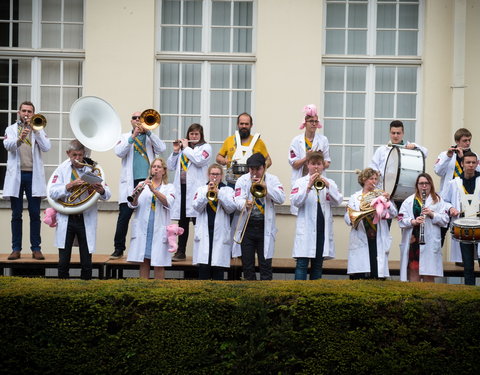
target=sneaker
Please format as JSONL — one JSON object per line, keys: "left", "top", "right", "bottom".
{"left": 7, "top": 251, "right": 21, "bottom": 260}
{"left": 109, "top": 250, "right": 124, "bottom": 260}
{"left": 172, "top": 249, "right": 186, "bottom": 261}
{"left": 32, "top": 251, "right": 45, "bottom": 260}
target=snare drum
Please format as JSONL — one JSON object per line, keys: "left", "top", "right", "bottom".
{"left": 232, "top": 163, "right": 249, "bottom": 175}
{"left": 451, "top": 218, "right": 480, "bottom": 243}
{"left": 383, "top": 146, "right": 425, "bottom": 201}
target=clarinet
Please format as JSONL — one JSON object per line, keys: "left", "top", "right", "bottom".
{"left": 418, "top": 190, "right": 427, "bottom": 245}
{"left": 127, "top": 175, "right": 153, "bottom": 203}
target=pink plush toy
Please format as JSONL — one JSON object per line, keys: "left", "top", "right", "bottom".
{"left": 166, "top": 224, "right": 185, "bottom": 253}
{"left": 42, "top": 207, "right": 58, "bottom": 227}
{"left": 370, "top": 196, "right": 391, "bottom": 224}
{"left": 299, "top": 104, "right": 323, "bottom": 129}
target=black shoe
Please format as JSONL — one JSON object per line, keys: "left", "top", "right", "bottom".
{"left": 172, "top": 249, "right": 186, "bottom": 261}
{"left": 109, "top": 250, "right": 124, "bottom": 260}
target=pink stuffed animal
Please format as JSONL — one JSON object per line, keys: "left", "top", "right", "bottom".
{"left": 166, "top": 224, "right": 185, "bottom": 253}
{"left": 370, "top": 196, "right": 391, "bottom": 224}
{"left": 43, "top": 207, "right": 58, "bottom": 227}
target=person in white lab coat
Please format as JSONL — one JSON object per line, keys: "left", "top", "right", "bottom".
{"left": 398, "top": 173, "right": 450, "bottom": 282}
{"left": 127, "top": 158, "right": 175, "bottom": 279}
{"left": 192, "top": 164, "right": 236, "bottom": 280}
{"left": 49, "top": 140, "right": 111, "bottom": 280}
{"left": 3, "top": 101, "right": 51, "bottom": 261}
{"left": 442, "top": 152, "right": 480, "bottom": 285}
{"left": 167, "top": 123, "right": 212, "bottom": 261}
{"left": 288, "top": 104, "right": 331, "bottom": 215}
{"left": 345, "top": 168, "right": 397, "bottom": 279}
{"left": 110, "top": 110, "right": 166, "bottom": 260}
{"left": 233, "top": 153, "right": 285, "bottom": 280}
{"left": 290, "top": 152, "right": 342, "bottom": 280}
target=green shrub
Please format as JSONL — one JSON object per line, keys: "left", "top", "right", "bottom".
{"left": 1, "top": 278, "right": 479, "bottom": 375}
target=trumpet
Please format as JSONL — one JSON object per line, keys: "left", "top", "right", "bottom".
{"left": 233, "top": 174, "right": 267, "bottom": 244}
{"left": 206, "top": 182, "right": 218, "bottom": 202}
{"left": 127, "top": 175, "right": 154, "bottom": 203}
{"left": 313, "top": 177, "right": 325, "bottom": 191}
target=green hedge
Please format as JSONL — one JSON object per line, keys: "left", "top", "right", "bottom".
{"left": 1, "top": 277, "right": 479, "bottom": 375}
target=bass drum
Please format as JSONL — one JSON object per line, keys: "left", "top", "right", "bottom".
{"left": 47, "top": 164, "right": 105, "bottom": 215}
{"left": 383, "top": 146, "right": 425, "bottom": 201}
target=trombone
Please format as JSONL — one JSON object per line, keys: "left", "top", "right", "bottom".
{"left": 139, "top": 109, "right": 161, "bottom": 131}
{"left": 233, "top": 174, "right": 267, "bottom": 244}
{"left": 29, "top": 114, "right": 47, "bottom": 131}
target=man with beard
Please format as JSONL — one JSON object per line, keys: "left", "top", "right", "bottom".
{"left": 216, "top": 112, "right": 271, "bottom": 187}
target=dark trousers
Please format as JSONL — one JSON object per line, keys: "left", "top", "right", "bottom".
{"left": 58, "top": 214, "right": 92, "bottom": 280}
{"left": 241, "top": 220, "right": 272, "bottom": 280}
{"left": 10, "top": 171, "right": 41, "bottom": 252}
{"left": 198, "top": 227, "right": 225, "bottom": 280}
{"left": 350, "top": 237, "right": 379, "bottom": 280}
{"left": 113, "top": 178, "right": 142, "bottom": 252}
{"left": 178, "top": 183, "right": 195, "bottom": 251}
{"left": 460, "top": 243, "right": 480, "bottom": 285}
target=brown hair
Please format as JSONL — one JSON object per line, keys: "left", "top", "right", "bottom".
{"left": 306, "top": 151, "right": 324, "bottom": 165}
{"left": 415, "top": 173, "right": 439, "bottom": 204}
{"left": 18, "top": 101, "right": 35, "bottom": 113}
{"left": 357, "top": 168, "right": 379, "bottom": 187}
{"left": 454, "top": 128, "right": 472, "bottom": 142}
{"left": 186, "top": 123, "right": 205, "bottom": 145}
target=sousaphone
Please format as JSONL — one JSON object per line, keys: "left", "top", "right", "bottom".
{"left": 47, "top": 96, "right": 121, "bottom": 214}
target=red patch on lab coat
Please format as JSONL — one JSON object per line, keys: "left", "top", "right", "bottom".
{"left": 193, "top": 192, "right": 198, "bottom": 200}
{"left": 202, "top": 150, "right": 209, "bottom": 159}
{"left": 52, "top": 175, "right": 58, "bottom": 183}
{"left": 235, "top": 188, "right": 241, "bottom": 197}
{"left": 290, "top": 149, "right": 296, "bottom": 158}
{"left": 291, "top": 187, "right": 299, "bottom": 194}
{"left": 397, "top": 213, "right": 404, "bottom": 220}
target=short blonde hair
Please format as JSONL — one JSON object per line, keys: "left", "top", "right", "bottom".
{"left": 150, "top": 157, "right": 168, "bottom": 184}
{"left": 357, "top": 168, "right": 379, "bottom": 187}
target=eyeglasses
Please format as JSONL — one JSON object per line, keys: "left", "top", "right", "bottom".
{"left": 209, "top": 172, "right": 222, "bottom": 176}
{"left": 306, "top": 120, "right": 319, "bottom": 124}
{"left": 418, "top": 182, "right": 430, "bottom": 186}
{"left": 131, "top": 116, "right": 140, "bottom": 120}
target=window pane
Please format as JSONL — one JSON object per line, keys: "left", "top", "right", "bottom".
{"left": 374, "top": 120, "right": 390, "bottom": 144}
{"left": 376, "top": 30, "right": 395, "bottom": 55}
{"left": 184, "top": 26, "right": 202, "bottom": 52}
{"left": 16, "top": 59, "right": 31, "bottom": 84}
{"left": 161, "top": 63, "right": 180, "bottom": 87}
{"left": 348, "top": 3, "right": 367, "bottom": 28}
{"left": 399, "top": 4, "right": 418, "bottom": 29}
{"left": 345, "top": 145, "right": 364, "bottom": 170}
{"left": 160, "top": 89, "right": 179, "bottom": 113}
{"left": 211, "top": 64, "right": 229, "bottom": 89}
{"left": 63, "top": 87, "right": 81, "bottom": 111}
{"left": 234, "top": 2, "right": 253, "bottom": 26}
{"left": 325, "top": 30, "right": 345, "bottom": 54}
{"left": 16, "top": 85, "right": 31, "bottom": 104}
{"left": 345, "top": 119, "right": 364, "bottom": 144}
{"left": 212, "top": 28, "right": 230, "bottom": 52}
{"left": 184, "top": 0, "right": 202, "bottom": 25}
{"left": 212, "top": 1, "right": 230, "bottom": 26}
{"left": 161, "top": 27, "right": 180, "bottom": 51}
{"left": 64, "top": 0, "right": 83, "bottom": 22}
{"left": 182, "top": 90, "right": 201, "bottom": 114}
{"left": 233, "top": 28, "right": 252, "bottom": 53}
{"left": 210, "top": 117, "right": 230, "bottom": 142}
{"left": 346, "top": 93, "right": 364, "bottom": 117}
{"left": 377, "top": 4, "right": 396, "bottom": 28}
{"left": 210, "top": 91, "right": 229, "bottom": 115}
{"left": 329, "top": 145, "right": 343, "bottom": 170}
{"left": 375, "top": 93, "right": 394, "bottom": 118}
{"left": 345, "top": 172, "right": 358, "bottom": 196}
{"left": 182, "top": 64, "right": 201, "bottom": 88}
{"left": 397, "top": 67, "right": 416, "bottom": 92}
{"left": 0, "top": 86, "right": 8, "bottom": 110}
{"left": 324, "top": 93, "right": 344, "bottom": 117}
{"left": 346, "top": 66, "right": 366, "bottom": 91}
{"left": 162, "top": 0, "right": 181, "bottom": 23}
{"left": 376, "top": 66, "right": 395, "bottom": 91}
{"left": 324, "top": 119, "right": 343, "bottom": 143}
{"left": 42, "top": 23, "right": 61, "bottom": 48}
{"left": 0, "top": 24, "right": 9, "bottom": 47}
{"left": 326, "top": 3, "right": 346, "bottom": 27}
{"left": 0, "top": 59, "right": 9, "bottom": 83}
{"left": 41, "top": 60, "right": 61, "bottom": 85}
{"left": 232, "top": 65, "right": 251, "bottom": 89}
{"left": 64, "top": 24, "right": 83, "bottom": 49}
{"left": 41, "top": 86, "right": 61, "bottom": 111}
{"left": 347, "top": 30, "right": 366, "bottom": 54}
{"left": 398, "top": 30, "right": 417, "bottom": 55}
{"left": 397, "top": 93, "right": 416, "bottom": 118}
{"left": 402, "top": 120, "right": 415, "bottom": 141}
{"left": 63, "top": 61, "right": 82, "bottom": 85}
{"left": 232, "top": 91, "right": 251, "bottom": 114}
{"left": 159, "top": 115, "right": 180, "bottom": 140}
{"left": 18, "top": 22, "right": 32, "bottom": 47}
{"left": 325, "top": 66, "right": 344, "bottom": 91}
{"left": 43, "top": 0, "right": 62, "bottom": 22}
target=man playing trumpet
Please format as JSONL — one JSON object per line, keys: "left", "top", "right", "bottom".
{"left": 3, "top": 101, "right": 51, "bottom": 261}
{"left": 233, "top": 153, "right": 285, "bottom": 280}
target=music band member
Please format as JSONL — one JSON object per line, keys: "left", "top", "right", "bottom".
{"left": 442, "top": 152, "right": 480, "bottom": 285}
{"left": 288, "top": 104, "right": 331, "bottom": 215}
{"left": 216, "top": 113, "right": 271, "bottom": 187}
{"left": 398, "top": 173, "right": 450, "bottom": 282}
{"left": 3, "top": 101, "right": 51, "bottom": 261}
{"left": 290, "top": 152, "right": 342, "bottom": 280}
{"left": 49, "top": 140, "right": 111, "bottom": 280}
{"left": 167, "top": 123, "right": 212, "bottom": 261}
{"left": 111, "top": 111, "right": 166, "bottom": 260}
{"left": 126, "top": 158, "right": 175, "bottom": 279}
{"left": 345, "top": 168, "right": 397, "bottom": 279}
{"left": 192, "top": 164, "right": 236, "bottom": 280}
{"left": 233, "top": 153, "right": 285, "bottom": 280}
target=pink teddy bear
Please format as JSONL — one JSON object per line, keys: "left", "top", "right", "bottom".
{"left": 43, "top": 207, "right": 58, "bottom": 227}
{"left": 370, "top": 196, "right": 391, "bottom": 225}
{"left": 166, "top": 224, "right": 185, "bottom": 253}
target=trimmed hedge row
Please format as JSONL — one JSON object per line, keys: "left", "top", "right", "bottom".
{"left": 1, "top": 277, "right": 479, "bottom": 375}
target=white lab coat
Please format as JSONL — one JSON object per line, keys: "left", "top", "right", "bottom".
{"left": 398, "top": 194, "right": 450, "bottom": 281}
{"left": 167, "top": 142, "right": 212, "bottom": 219}
{"left": 442, "top": 176, "right": 480, "bottom": 262}
{"left": 290, "top": 175, "right": 343, "bottom": 259}
{"left": 192, "top": 184, "right": 237, "bottom": 268}
{"left": 433, "top": 151, "right": 480, "bottom": 195}
{"left": 2, "top": 123, "right": 51, "bottom": 198}
{"left": 232, "top": 173, "right": 285, "bottom": 260}
{"left": 344, "top": 190, "right": 398, "bottom": 277}
{"left": 126, "top": 183, "right": 176, "bottom": 267}
{"left": 49, "top": 160, "right": 111, "bottom": 253}
{"left": 369, "top": 142, "right": 428, "bottom": 189}
{"left": 115, "top": 131, "right": 166, "bottom": 203}
{"left": 288, "top": 133, "right": 330, "bottom": 215}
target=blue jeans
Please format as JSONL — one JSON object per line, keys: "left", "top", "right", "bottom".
{"left": 460, "top": 243, "right": 480, "bottom": 285}
{"left": 295, "top": 256, "right": 324, "bottom": 280}
{"left": 10, "top": 171, "right": 41, "bottom": 252}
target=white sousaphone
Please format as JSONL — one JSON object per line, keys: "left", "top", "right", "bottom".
{"left": 47, "top": 96, "right": 121, "bottom": 214}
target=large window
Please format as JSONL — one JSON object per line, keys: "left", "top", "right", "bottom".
{"left": 323, "top": 0, "right": 421, "bottom": 196}
{"left": 0, "top": 0, "right": 84, "bottom": 187}
{"left": 156, "top": 0, "right": 255, "bottom": 158}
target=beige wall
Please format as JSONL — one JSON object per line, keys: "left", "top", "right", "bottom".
{"left": 2, "top": 0, "right": 479, "bottom": 263}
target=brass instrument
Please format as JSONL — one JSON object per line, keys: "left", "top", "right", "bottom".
{"left": 127, "top": 175, "right": 154, "bottom": 203}
{"left": 206, "top": 178, "right": 218, "bottom": 202}
{"left": 418, "top": 190, "right": 427, "bottom": 245}
{"left": 29, "top": 114, "right": 47, "bottom": 131}
{"left": 233, "top": 174, "right": 267, "bottom": 244}
{"left": 313, "top": 177, "right": 325, "bottom": 191}
{"left": 139, "top": 109, "right": 161, "bottom": 131}
{"left": 347, "top": 189, "right": 384, "bottom": 229}
{"left": 63, "top": 159, "right": 102, "bottom": 206}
